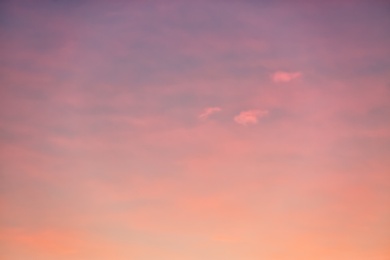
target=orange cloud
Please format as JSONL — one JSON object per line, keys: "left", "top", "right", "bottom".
{"left": 234, "top": 110, "right": 269, "bottom": 125}
{"left": 272, "top": 71, "right": 302, "bottom": 83}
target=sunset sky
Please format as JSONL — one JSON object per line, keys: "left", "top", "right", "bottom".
{"left": 1, "top": 0, "right": 390, "bottom": 259}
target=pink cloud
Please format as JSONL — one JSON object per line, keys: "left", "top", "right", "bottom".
{"left": 272, "top": 71, "right": 302, "bottom": 83}
{"left": 234, "top": 110, "right": 269, "bottom": 126}
{"left": 198, "top": 106, "right": 222, "bottom": 119}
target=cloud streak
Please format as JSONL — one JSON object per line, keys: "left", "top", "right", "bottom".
{"left": 198, "top": 107, "right": 222, "bottom": 119}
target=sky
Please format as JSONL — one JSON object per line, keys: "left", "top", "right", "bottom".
{"left": 0, "top": 0, "right": 390, "bottom": 259}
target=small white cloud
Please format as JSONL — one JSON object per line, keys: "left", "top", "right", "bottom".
{"left": 199, "top": 107, "right": 222, "bottom": 119}
{"left": 272, "top": 71, "right": 302, "bottom": 83}
{"left": 234, "top": 109, "right": 269, "bottom": 126}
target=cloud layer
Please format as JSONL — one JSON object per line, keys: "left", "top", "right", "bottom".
{"left": 1, "top": 1, "right": 390, "bottom": 260}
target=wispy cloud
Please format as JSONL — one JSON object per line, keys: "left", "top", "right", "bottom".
{"left": 234, "top": 110, "right": 269, "bottom": 125}
{"left": 272, "top": 71, "right": 302, "bottom": 83}
{"left": 199, "top": 107, "right": 222, "bottom": 119}
{"left": 1, "top": 0, "right": 390, "bottom": 259}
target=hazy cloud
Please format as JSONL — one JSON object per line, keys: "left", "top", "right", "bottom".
{"left": 234, "top": 110, "right": 269, "bottom": 125}
{"left": 272, "top": 71, "right": 302, "bottom": 83}
{"left": 199, "top": 107, "right": 222, "bottom": 119}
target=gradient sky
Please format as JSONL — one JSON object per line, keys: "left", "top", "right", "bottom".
{"left": 1, "top": 0, "right": 390, "bottom": 259}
